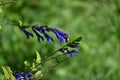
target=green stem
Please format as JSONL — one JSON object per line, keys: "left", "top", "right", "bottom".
{"left": 0, "top": 20, "right": 18, "bottom": 26}
{"left": 0, "top": 1, "right": 17, "bottom": 6}
{"left": 47, "top": 57, "right": 70, "bottom": 72}
{"left": 45, "top": 36, "right": 82, "bottom": 59}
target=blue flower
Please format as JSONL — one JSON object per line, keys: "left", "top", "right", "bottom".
{"left": 35, "top": 26, "right": 54, "bottom": 42}
{"left": 67, "top": 43, "right": 79, "bottom": 48}
{"left": 13, "top": 72, "right": 33, "bottom": 80}
{"left": 59, "top": 47, "right": 79, "bottom": 57}
{"left": 22, "top": 29, "right": 33, "bottom": 39}
{"left": 67, "top": 50, "right": 79, "bottom": 57}
{"left": 51, "top": 29, "right": 69, "bottom": 43}
{"left": 21, "top": 25, "right": 70, "bottom": 43}
{"left": 43, "top": 32, "right": 54, "bottom": 42}
{"left": 32, "top": 28, "right": 44, "bottom": 42}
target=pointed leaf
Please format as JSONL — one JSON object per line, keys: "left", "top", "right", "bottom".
{"left": 24, "top": 60, "right": 30, "bottom": 67}
{"left": 0, "top": 25, "right": 2, "bottom": 29}
{"left": 18, "top": 20, "right": 23, "bottom": 26}
{"left": 36, "top": 51, "right": 41, "bottom": 64}
{"left": 34, "top": 70, "right": 43, "bottom": 79}
{"left": 2, "top": 66, "right": 15, "bottom": 80}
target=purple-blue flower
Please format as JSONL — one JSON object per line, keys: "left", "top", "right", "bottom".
{"left": 13, "top": 72, "right": 33, "bottom": 80}
{"left": 67, "top": 49, "right": 79, "bottom": 57}
{"left": 58, "top": 37, "right": 80, "bottom": 57}
{"left": 21, "top": 25, "right": 70, "bottom": 43}
{"left": 22, "top": 30, "right": 33, "bottom": 39}
{"left": 59, "top": 47, "right": 79, "bottom": 57}
{"left": 32, "top": 28, "right": 44, "bottom": 42}
{"left": 52, "top": 29, "right": 69, "bottom": 43}
{"left": 43, "top": 32, "right": 54, "bottom": 42}
{"left": 35, "top": 26, "right": 54, "bottom": 42}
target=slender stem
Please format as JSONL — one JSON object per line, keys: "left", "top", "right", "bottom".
{"left": 47, "top": 57, "right": 70, "bottom": 72}
{"left": 45, "top": 36, "right": 82, "bottom": 59}
{"left": 0, "top": 20, "right": 18, "bottom": 26}
{"left": 0, "top": 1, "right": 17, "bottom": 6}
{"left": 0, "top": 20, "right": 33, "bottom": 29}
{"left": 44, "top": 54, "right": 63, "bottom": 62}
{"left": 45, "top": 43, "right": 69, "bottom": 58}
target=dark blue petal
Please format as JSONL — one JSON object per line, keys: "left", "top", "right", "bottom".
{"left": 25, "top": 72, "right": 33, "bottom": 80}
{"left": 51, "top": 29, "right": 69, "bottom": 43}
{"left": 25, "top": 76, "right": 30, "bottom": 80}
{"left": 16, "top": 75, "right": 22, "bottom": 80}
{"left": 27, "top": 72, "right": 33, "bottom": 77}
{"left": 22, "top": 30, "right": 33, "bottom": 39}
{"left": 56, "top": 29, "right": 69, "bottom": 39}
{"left": 26, "top": 78, "right": 30, "bottom": 80}
{"left": 43, "top": 33, "right": 54, "bottom": 42}
{"left": 15, "top": 73, "right": 24, "bottom": 80}
{"left": 55, "top": 32, "right": 65, "bottom": 42}
{"left": 35, "top": 26, "right": 46, "bottom": 33}
{"left": 69, "top": 52, "right": 75, "bottom": 57}
{"left": 67, "top": 50, "right": 79, "bottom": 57}
{"left": 33, "top": 29, "right": 44, "bottom": 42}
{"left": 74, "top": 50, "right": 79, "bottom": 53}
{"left": 35, "top": 26, "right": 54, "bottom": 42}
{"left": 68, "top": 50, "right": 75, "bottom": 57}
{"left": 57, "top": 29, "right": 68, "bottom": 37}
{"left": 69, "top": 51, "right": 75, "bottom": 57}
{"left": 14, "top": 72, "right": 33, "bottom": 80}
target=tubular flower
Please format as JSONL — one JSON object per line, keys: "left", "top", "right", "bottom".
{"left": 68, "top": 50, "right": 79, "bottom": 57}
{"left": 21, "top": 25, "right": 69, "bottom": 43}
{"left": 13, "top": 72, "right": 33, "bottom": 80}
{"left": 51, "top": 29, "right": 69, "bottom": 43}
{"left": 32, "top": 28, "right": 44, "bottom": 42}
{"left": 59, "top": 48, "right": 79, "bottom": 57}
{"left": 22, "top": 30, "right": 33, "bottom": 39}
{"left": 34, "top": 26, "right": 54, "bottom": 42}
{"left": 58, "top": 37, "right": 82, "bottom": 57}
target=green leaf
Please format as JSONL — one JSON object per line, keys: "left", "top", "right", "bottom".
{"left": 36, "top": 51, "right": 41, "bottom": 64}
{"left": 34, "top": 70, "right": 43, "bottom": 79}
{"left": 0, "top": 25, "right": 2, "bottom": 29}
{"left": 18, "top": 20, "right": 23, "bottom": 26}
{"left": 24, "top": 60, "right": 30, "bottom": 67}
{"left": 2, "top": 66, "right": 15, "bottom": 80}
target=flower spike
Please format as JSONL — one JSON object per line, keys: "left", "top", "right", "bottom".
{"left": 22, "top": 30, "right": 33, "bottom": 39}
{"left": 13, "top": 72, "right": 33, "bottom": 80}
{"left": 32, "top": 28, "right": 44, "bottom": 42}
{"left": 34, "top": 26, "right": 54, "bottom": 42}
{"left": 20, "top": 25, "right": 70, "bottom": 43}
{"left": 51, "top": 29, "right": 69, "bottom": 43}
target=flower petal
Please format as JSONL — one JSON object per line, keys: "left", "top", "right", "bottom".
{"left": 43, "top": 33, "right": 54, "bottom": 42}
{"left": 33, "top": 29, "right": 44, "bottom": 42}
{"left": 35, "top": 26, "right": 54, "bottom": 42}
{"left": 51, "top": 28, "right": 69, "bottom": 43}
{"left": 22, "top": 30, "right": 33, "bottom": 39}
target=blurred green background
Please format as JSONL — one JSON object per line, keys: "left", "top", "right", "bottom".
{"left": 0, "top": 0, "right": 120, "bottom": 80}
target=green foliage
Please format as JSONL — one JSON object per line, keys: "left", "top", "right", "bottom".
{"left": 0, "top": 25, "right": 1, "bottom": 29}
{"left": 35, "top": 51, "right": 41, "bottom": 64}
{"left": 0, "top": 0, "right": 120, "bottom": 80}
{"left": 2, "top": 66, "right": 15, "bottom": 80}
{"left": 33, "top": 70, "right": 43, "bottom": 80}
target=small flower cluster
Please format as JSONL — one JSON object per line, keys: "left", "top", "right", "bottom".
{"left": 21, "top": 25, "right": 69, "bottom": 43}
{"left": 59, "top": 36, "right": 82, "bottom": 57}
{"left": 13, "top": 72, "right": 33, "bottom": 80}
